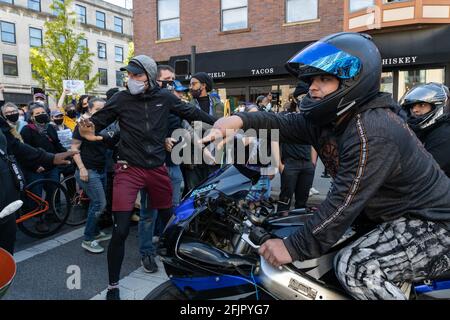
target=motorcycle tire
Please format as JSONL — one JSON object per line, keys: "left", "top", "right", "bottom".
{"left": 145, "top": 280, "right": 187, "bottom": 300}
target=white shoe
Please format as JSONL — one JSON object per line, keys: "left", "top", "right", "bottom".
{"left": 95, "top": 231, "right": 112, "bottom": 242}
{"left": 0, "top": 200, "right": 23, "bottom": 219}
{"left": 310, "top": 187, "right": 320, "bottom": 195}
{"left": 82, "top": 240, "right": 104, "bottom": 253}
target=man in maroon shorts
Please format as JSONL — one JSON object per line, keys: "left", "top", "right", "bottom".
{"left": 79, "top": 55, "right": 216, "bottom": 300}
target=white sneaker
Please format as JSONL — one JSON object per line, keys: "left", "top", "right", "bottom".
{"left": 95, "top": 231, "right": 112, "bottom": 242}
{"left": 310, "top": 187, "right": 320, "bottom": 195}
{"left": 82, "top": 240, "right": 104, "bottom": 253}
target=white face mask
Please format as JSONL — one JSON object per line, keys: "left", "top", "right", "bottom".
{"left": 128, "top": 78, "right": 147, "bottom": 95}
{"left": 265, "top": 103, "right": 272, "bottom": 111}
{"left": 18, "top": 116, "right": 25, "bottom": 122}
{"left": 238, "top": 106, "right": 245, "bottom": 112}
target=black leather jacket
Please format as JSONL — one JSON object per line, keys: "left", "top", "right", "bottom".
{"left": 91, "top": 86, "right": 216, "bottom": 169}
{"left": 237, "top": 93, "right": 450, "bottom": 261}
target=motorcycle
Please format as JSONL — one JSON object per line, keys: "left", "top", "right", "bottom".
{"left": 146, "top": 164, "right": 450, "bottom": 300}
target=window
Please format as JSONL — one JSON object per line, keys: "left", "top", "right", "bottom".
{"left": 114, "top": 16, "right": 123, "bottom": 33}
{"left": 52, "top": 0, "right": 64, "bottom": 15}
{"left": 398, "top": 68, "right": 445, "bottom": 99}
{"left": 29, "top": 27, "right": 42, "bottom": 47}
{"left": 115, "top": 46, "right": 123, "bottom": 62}
{"left": 157, "top": 0, "right": 180, "bottom": 40}
{"left": 98, "top": 42, "right": 107, "bottom": 59}
{"left": 349, "top": 0, "right": 375, "bottom": 12}
{"left": 76, "top": 5, "right": 86, "bottom": 24}
{"left": 116, "top": 70, "right": 124, "bottom": 87}
{"left": 221, "top": 0, "right": 248, "bottom": 32}
{"left": 99, "top": 68, "right": 108, "bottom": 86}
{"left": 78, "top": 38, "right": 87, "bottom": 54}
{"left": 28, "top": 0, "right": 41, "bottom": 11}
{"left": 3, "top": 54, "right": 18, "bottom": 76}
{"left": 381, "top": 72, "right": 393, "bottom": 95}
{"left": 96, "top": 11, "right": 106, "bottom": 29}
{"left": 0, "top": 0, "right": 14, "bottom": 4}
{"left": 1, "top": 21, "right": 15, "bottom": 44}
{"left": 286, "top": 0, "right": 318, "bottom": 23}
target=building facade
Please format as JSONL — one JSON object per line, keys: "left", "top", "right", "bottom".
{"left": 0, "top": 0, "right": 133, "bottom": 105}
{"left": 345, "top": 0, "right": 450, "bottom": 100}
{"left": 133, "top": 0, "right": 344, "bottom": 110}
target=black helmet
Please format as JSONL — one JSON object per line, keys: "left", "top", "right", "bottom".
{"left": 285, "top": 32, "right": 381, "bottom": 126}
{"left": 400, "top": 82, "right": 450, "bottom": 132}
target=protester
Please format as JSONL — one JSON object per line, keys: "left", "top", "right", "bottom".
{"left": 78, "top": 55, "right": 216, "bottom": 300}
{"left": 72, "top": 98, "right": 111, "bottom": 253}
{"left": 277, "top": 82, "right": 317, "bottom": 212}
{"left": 1, "top": 102, "right": 27, "bottom": 140}
{"left": 76, "top": 94, "right": 90, "bottom": 115}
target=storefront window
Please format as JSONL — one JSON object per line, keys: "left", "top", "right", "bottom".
{"left": 219, "top": 87, "right": 247, "bottom": 111}
{"left": 398, "top": 68, "right": 445, "bottom": 99}
{"left": 381, "top": 72, "right": 393, "bottom": 95}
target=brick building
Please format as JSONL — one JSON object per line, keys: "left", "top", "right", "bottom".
{"left": 133, "top": 0, "right": 344, "bottom": 109}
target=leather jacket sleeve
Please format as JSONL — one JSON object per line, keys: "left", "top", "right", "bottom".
{"left": 283, "top": 115, "right": 401, "bottom": 261}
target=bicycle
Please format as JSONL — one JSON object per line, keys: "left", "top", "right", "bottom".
{"left": 59, "top": 174, "right": 89, "bottom": 226}
{"left": 16, "top": 179, "right": 71, "bottom": 238}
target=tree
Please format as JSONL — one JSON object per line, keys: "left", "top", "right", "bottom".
{"left": 30, "top": 0, "right": 98, "bottom": 100}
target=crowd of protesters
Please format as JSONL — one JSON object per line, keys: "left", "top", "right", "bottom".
{"left": 2, "top": 36, "right": 450, "bottom": 300}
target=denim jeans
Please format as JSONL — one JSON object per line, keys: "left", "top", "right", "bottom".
{"left": 168, "top": 165, "right": 183, "bottom": 207}
{"left": 25, "top": 167, "right": 60, "bottom": 198}
{"left": 246, "top": 175, "right": 271, "bottom": 201}
{"left": 139, "top": 189, "right": 158, "bottom": 256}
{"left": 75, "top": 169, "right": 106, "bottom": 241}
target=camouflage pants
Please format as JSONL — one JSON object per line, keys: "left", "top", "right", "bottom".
{"left": 334, "top": 217, "right": 450, "bottom": 300}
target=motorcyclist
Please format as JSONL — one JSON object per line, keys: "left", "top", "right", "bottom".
{"left": 201, "top": 32, "right": 450, "bottom": 300}
{"left": 401, "top": 82, "right": 450, "bottom": 177}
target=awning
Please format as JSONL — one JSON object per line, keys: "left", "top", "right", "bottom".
{"left": 169, "top": 41, "right": 314, "bottom": 80}
{"left": 373, "top": 25, "right": 450, "bottom": 67}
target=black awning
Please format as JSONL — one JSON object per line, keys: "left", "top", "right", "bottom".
{"left": 169, "top": 41, "right": 314, "bottom": 80}
{"left": 373, "top": 25, "right": 450, "bottom": 67}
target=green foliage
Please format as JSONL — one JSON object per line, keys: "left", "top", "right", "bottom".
{"left": 30, "top": 0, "right": 99, "bottom": 100}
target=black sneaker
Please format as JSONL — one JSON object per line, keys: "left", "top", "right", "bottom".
{"left": 35, "top": 220, "right": 50, "bottom": 233}
{"left": 141, "top": 255, "right": 158, "bottom": 273}
{"left": 106, "top": 288, "right": 120, "bottom": 300}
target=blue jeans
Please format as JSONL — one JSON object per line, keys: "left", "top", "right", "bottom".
{"left": 139, "top": 190, "right": 158, "bottom": 256}
{"left": 75, "top": 169, "right": 106, "bottom": 241}
{"left": 246, "top": 175, "right": 271, "bottom": 201}
{"left": 168, "top": 165, "right": 183, "bottom": 207}
{"left": 25, "top": 168, "right": 60, "bottom": 199}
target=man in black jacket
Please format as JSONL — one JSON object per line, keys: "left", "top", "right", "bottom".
{"left": 202, "top": 32, "right": 450, "bottom": 299}
{"left": 78, "top": 55, "right": 216, "bottom": 300}
{"left": 401, "top": 82, "right": 450, "bottom": 177}
{"left": 0, "top": 116, "right": 76, "bottom": 254}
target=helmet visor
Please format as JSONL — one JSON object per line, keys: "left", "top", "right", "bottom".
{"left": 288, "top": 42, "right": 362, "bottom": 79}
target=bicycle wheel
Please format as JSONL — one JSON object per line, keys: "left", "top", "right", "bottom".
{"left": 58, "top": 175, "right": 89, "bottom": 226}
{"left": 17, "top": 179, "right": 70, "bottom": 239}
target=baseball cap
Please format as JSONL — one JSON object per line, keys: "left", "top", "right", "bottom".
{"left": 173, "top": 80, "right": 188, "bottom": 92}
{"left": 51, "top": 109, "right": 63, "bottom": 117}
{"left": 34, "top": 93, "right": 46, "bottom": 100}
{"left": 120, "top": 61, "right": 145, "bottom": 75}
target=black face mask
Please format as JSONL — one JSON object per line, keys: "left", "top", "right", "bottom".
{"left": 5, "top": 113, "right": 19, "bottom": 123}
{"left": 66, "top": 110, "right": 77, "bottom": 118}
{"left": 54, "top": 119, "right": 64, "bottom": 125}
{"left": 34, "top": 113, "right": 49, "bottom": 124}
{"left": 190, "top": 88, "right": 203, "bottom": 98}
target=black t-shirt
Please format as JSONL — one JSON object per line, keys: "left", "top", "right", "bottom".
{"left": 196, "top": 96, "right": 210, "bottom": 114}
{"left": 73, "top": 125, "right": 107, "bottom": 171}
